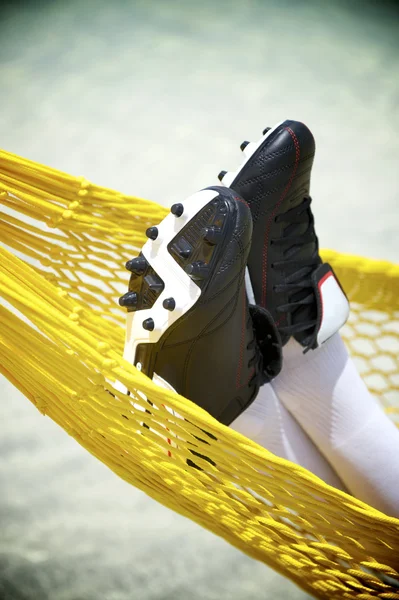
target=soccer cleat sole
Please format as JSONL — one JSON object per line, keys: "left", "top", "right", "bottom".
{"left": 120, "top": 188, "right": 232, "bottom": 379}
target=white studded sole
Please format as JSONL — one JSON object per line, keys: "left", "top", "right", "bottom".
{"left": 122, "top": 188, "right": 220, "bottom": 370}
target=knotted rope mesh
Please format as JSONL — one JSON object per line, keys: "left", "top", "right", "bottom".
{"left": 1, "top": 149, "right": 398, "bottom": 599}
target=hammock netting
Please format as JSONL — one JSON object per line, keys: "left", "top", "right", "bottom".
{"left": 1, "top": 149, "right": 399, "bottom": 600}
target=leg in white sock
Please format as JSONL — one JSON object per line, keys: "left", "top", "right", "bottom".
{"left": 272, "top": 333, "right": 399, "bottom": 517}
{"left": 230, "top": 382, "right": 346, "bottom": 490}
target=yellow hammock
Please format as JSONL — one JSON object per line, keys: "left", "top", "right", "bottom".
{"left": 1, "top": 149, "right": 399, "bottom": 600}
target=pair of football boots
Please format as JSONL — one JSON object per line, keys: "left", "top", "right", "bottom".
{"left": 119, "top": 120, "right": 350, "bottom": 426}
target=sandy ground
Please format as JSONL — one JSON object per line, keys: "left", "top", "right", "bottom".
{"left": 1, "top": 1, "right": 398, "bottom": 599}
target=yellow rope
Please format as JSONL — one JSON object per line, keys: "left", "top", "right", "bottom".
{"left": 1, "top": 148, "right": 399, "bottom": 599}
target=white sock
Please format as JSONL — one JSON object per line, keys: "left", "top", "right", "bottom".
{"left": 272, "top": 333, "right": 399, "bottom": 517}
{"left": 230, "top": 383, "right": 346, "bottom": 491}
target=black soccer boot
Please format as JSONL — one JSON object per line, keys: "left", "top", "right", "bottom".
{"left": 218, "top": 119, "right": 349, "bottom": 351}
{"left": 119, "top": 186, "right": 264, "bottom": 425}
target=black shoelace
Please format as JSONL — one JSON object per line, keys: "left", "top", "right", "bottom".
{"left": 270, "top": 196, "right": 321, "bottom": 346}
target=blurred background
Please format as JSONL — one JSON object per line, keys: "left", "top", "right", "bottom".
{"left": 1, "top": 0, "right": 398, "bottom": 599}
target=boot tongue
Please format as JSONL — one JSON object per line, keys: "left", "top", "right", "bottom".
{"left": 293, "top": 263, "right": 350, "bottom": 351}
